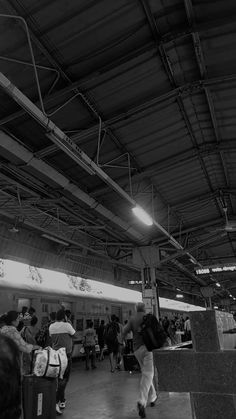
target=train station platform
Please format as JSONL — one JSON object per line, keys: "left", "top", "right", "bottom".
{"left": 62, "top": 358, "right": 192, "bottom": 419}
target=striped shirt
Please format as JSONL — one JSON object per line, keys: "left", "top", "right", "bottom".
{"left": 49, "top": 321, "right": 75, "bottom": 355}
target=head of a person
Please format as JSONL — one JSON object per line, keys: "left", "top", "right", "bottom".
{"left": 89, "top": 321, "right": 93, "bottom": 328}
{"left": 30, "top": 316, "right": 38, "bottom": 327}
{"left": 28, "top": 307, "right": 36, "bottom": 316}
{"left": 56, "top": 309, "right": 66, "bottom": 322}
{"left": 111, "top": 314, "right": 116, "bottom": 322}
{"left": 101, "top": 320, "right": 105, "bottom": 325}
{"left": 124, "top": 320, "right": 128, "bottom": 325}
{"left": 21, "top": 306, "right": 28, "bottom": 315}
{"left": 5, "top": 311, "right": 19, "bottom": 328}
{"left": 136, "top": 302, "right": 146, "bottom": 313}
{"left": 65, "top": 309, "right": 71, "bottom": 320}
{"left": 50, "top": 312, "right": 56, "bottom": 322}
{"left": 0, "top": 334, "right": 21, "bottom": 419}
{"left": 0, "top": 314, "right": 7, "bottom": 328}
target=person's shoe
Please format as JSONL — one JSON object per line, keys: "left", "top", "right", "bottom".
{"left": 92, "top": 365, "right": 97, "bottom": 369}
{"left": 137, "top": 402, "right": 146, "bottom": 418}
{"left": 150, "top": 397, "right": 158, "bottom": 407}
{"left": 86, "top": 366, "right": 89, "bottom": 370}
{"left": 59, "top": 401, "right": 66, "bottom": 409}
{"left": 56, "top": 404, "right": 63, "bottom": 415}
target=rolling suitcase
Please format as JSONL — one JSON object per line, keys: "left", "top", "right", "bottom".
{"left": 22, "top": 375, "right": 56, "bottom": 419}
{"left": 123, "top": 354, "right": 140, "bottom": 372}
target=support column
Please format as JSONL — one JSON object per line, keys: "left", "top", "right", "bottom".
{"left": 150, "top": 267, "right": 160, "bottom": 319}
{"left": 133, "top": 246, "right": 161, "bottom": 318}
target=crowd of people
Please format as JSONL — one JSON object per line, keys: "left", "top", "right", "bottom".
{"left": 0, "top": 304, "right": 192, "bottom": 419}
{"left": 159, "top": 314, "right": 192, "bottom": 345}
{"left": 0, "top": 306, "right": 135, "bottom": 417}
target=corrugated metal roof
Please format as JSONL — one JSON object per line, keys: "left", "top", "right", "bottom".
{"left": 0, "top": 0, "right": 236, "bottom": 305}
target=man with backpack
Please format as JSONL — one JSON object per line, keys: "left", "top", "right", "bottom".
{"left": 122, "top": 303, "right": 161, "bottom": 419}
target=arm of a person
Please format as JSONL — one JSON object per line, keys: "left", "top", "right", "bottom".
{"left": 122, "top": 320, "right": 132, "bottom": 341}
{"left": 66, "top": 323, "right": 76, "bottom": 338}
{"left": 15, "top": 330, "right": 34, "bottom": 353}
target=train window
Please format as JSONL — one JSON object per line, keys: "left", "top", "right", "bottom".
{"left": 76, "top": 319, "right": 83, "bottom": 331}
{"left": 42, "top": 303, "right": 48, "bottom": 313}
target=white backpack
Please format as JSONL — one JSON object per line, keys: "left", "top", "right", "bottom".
{"left": 33, "top": 347, "right": 68, "bottom": 379}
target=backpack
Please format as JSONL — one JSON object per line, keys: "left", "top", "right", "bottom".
{"left": 104, "top": 322, "right": 118, "bottom": 343}
{"left": 140, "top": 314, "right": 167, "bottom": 351}
{"left": 33, "top": 347, "right": 68, "bottom": 379}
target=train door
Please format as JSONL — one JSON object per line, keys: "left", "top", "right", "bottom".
{"left": 111, "top": 304, "right": 122, "bottom": 322}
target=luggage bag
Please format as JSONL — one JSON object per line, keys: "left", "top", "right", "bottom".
{"left": 22, "top": 375, "right": 56, "bottom": 419}
{"left": 123, "top": 354, "right": 140, "bottom": 372}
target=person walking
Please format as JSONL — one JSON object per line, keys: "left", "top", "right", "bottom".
{"left": 49, "top": 309, "right": 76, "bottom": 415}
{"left": 122, "top": 302, "right": 157, "bottom": 418}
{"left": 104, "top": 314, "right": 120, "bottom": 373}
{"left": 83, "top": 321, "right": 97, "bottom": 370}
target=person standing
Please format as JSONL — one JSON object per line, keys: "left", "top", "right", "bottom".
{"left": 49, "top": 309, "right": 76, "bottom": 415}
{"left": 124, "top": 319, "right": 133, "bottom": 353}
{"left": 122, "top": 302, "right": 157, "bottom": 419}
{"left": 0, "top": 334, "right": 22, "bottom": 419}
{"left": 97, "top": 320, "right": 105, "bottom": 361}
{"left": 0, "top": 311, "right": 40, "bottom": 374}
{"left": 83, "top": 321, "right": 97, "bottom": 370}
{"left": 21, "top": 316, "right": 39, "bottom": 374}
{"left": 184, "top": 317, "right": 191, "bottom": 341}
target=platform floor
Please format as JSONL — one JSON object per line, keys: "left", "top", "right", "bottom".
{"left": 62, "top": 358, "right": 192, "bottom": 419}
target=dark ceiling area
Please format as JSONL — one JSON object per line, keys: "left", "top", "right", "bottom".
{"left": 0, "top": 0, "right": 236, "bottom": 308}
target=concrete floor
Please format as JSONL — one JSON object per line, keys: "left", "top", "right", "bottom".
{"left": 62, "top": 358, "right": 193, "bottom": 419}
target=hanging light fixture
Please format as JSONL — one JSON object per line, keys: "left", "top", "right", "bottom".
{"left": 132, "top": 206, "right": 153, "bottom": 226}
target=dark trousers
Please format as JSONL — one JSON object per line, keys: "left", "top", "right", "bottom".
{"left": 126, "top": 339, "right": 134, "bottom": 353}
{"left": 56, "top": 355, "right": 72, "bottom": 403}
{"left": 84, "top": 345, "right": 96, "bottom": 368}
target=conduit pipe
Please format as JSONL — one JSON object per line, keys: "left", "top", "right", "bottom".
{"left": 0, "top": 131, "right": 144, "bottom": 242}
{"left": 0, "top": 72, "right": 186, "bottom": 251}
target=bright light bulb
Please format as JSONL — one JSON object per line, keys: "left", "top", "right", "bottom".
{"left": 216, "top": 282, "right": 221, "bottom": 287}
{"left": 132, "top": 206, "right": 153, "bottom": 226}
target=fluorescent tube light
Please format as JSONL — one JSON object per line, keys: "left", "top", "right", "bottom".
{"left": 216, "top": 282, "right": 221, "bottom": 287}
{"left": 176, "top": 294, "right": 184, "bottom": 299}
{"left": 132, "top": 206, "right": 153, "bottom": 226}
{"left": 42, "top": 234, "right": 69, "bottom": 246}
{"left": 168, "top": 237, "right": 183, "bottom": 250}
{"left": 189, "top": 256, "right": 198, "bottom": 265}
